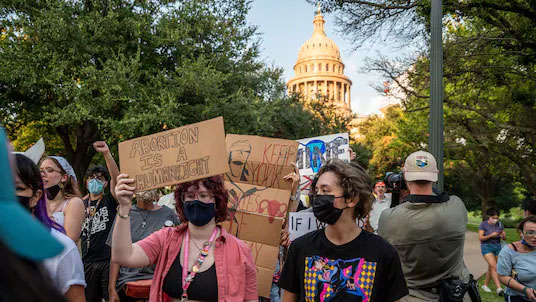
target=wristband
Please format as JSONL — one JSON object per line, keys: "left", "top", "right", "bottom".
{"left": 116, "top": 205, "right": 131, "bottom": 219}
{"left": 522, "top": 286, "right": 527, "bottom": 295}
{"left": 507, "top": 277, "right": 513, "bottom": 288}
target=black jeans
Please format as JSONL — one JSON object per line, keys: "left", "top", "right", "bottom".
{"left": 84, "top": 260, "right": 110, "bottom": 302}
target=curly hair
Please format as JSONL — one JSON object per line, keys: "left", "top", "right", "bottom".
{"left": 316, "top": 159, "right": 373, "bottom": 220}
{"left": 174, "top": 175, "right": 229, "bottom": 224}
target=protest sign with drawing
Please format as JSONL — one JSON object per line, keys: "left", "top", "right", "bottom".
{"left": 118, "top": 117, "right": 229, "bottom": 191}
{"left": 296, "top": 133, "right": 350, "bottom": 194}
{"left": 222, "top": 134, "right": 298, "bottom": 297}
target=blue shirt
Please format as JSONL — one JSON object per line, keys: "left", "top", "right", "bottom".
{"left": 497, "top": 245, "right": 536, "bottom": 297}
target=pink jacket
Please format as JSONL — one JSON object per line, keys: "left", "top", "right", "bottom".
{"left": 137, "top": 224, "right": 258, "bottom": 302}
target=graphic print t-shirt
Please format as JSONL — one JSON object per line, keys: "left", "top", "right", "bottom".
{"left": 81, "top": 194, "right": 117, "bottom": 263}
{"left": 279, "top": 229, "right": 408, "bottom": 302}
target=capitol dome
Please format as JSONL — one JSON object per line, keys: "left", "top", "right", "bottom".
{"left": 287, "top": 9, "right": 352, "bottom": 109}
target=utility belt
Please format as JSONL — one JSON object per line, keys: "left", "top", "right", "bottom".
{"left": 420, "top": 274, "right": 481, "bottom": 302}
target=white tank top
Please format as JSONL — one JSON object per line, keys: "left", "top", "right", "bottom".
{"left": 51, "top": 199, "right": 70, "bottom": 227}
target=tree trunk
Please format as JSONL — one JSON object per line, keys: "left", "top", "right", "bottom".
{"left": 56, "top": 121, "right": 100, "bottom": 194}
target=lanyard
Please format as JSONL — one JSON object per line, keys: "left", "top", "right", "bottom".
{"left": 181, "top": 227, "right": 218, "bottom": 301}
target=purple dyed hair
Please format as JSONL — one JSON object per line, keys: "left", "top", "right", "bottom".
{"left": 15, "top": 154, "right": 65, "bottom": 233}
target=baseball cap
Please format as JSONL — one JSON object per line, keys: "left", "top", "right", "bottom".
{"left": 0, "top": 128, "right": 64, "bottom": 261}
{"left": 403, "top": 150, "right": 439, "bottom": 182}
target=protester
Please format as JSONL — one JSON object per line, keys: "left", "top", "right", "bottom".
{"left": 15, "top": 153, "right": 86, "bottom": 302}
{"left": 0, "top": 128, "right": 66, "bottom": 302}
{"left": 479, "top": 208, "right": 506, "bottom": 295}
{"left": 523, "top": 199, "right": 536, "bottom": 217}
{"left": 80, "top": 141, "right": 120, "bottom": 302}
{"left": 107, "top": 189, "right": 179, "bottom": 302}
{"left": 40, "top": 155, "right": 85, "bottom": 242}
{"left": 497, "top": 216, "right": 536, "bottom": 301}
{"left": 379, "top": 151, "right": 477, "bottom": 301}
{"left": 112, "top": 174, "right": 258, "bottom": 301}
{"left": 279, "top": 159, "right": 408, "bottom": 301}
{"left": 369, "top": 181, "right": 391, "bottom": 234}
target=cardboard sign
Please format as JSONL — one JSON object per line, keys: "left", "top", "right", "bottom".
{"left": 118, "top": 117, "right": 229, "bottom": 190}
{"left": 296, "top": 133, "right": 350, "bottom": 194}
{"left": 222, "top": 134, "right": 298, "bottom": 297}
{"left": 226, "top": 134, "right": 298, "bottom": 191}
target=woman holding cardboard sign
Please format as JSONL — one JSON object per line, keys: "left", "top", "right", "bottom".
{"left": 112, "top": 174, "right": 258, "bottom": 302}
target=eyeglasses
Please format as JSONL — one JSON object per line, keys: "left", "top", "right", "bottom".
{"left": 523, "top": 230, "right": 536, "bottom": 237}
{"left": 182, "top": 192, "right": 214, "bottom": 202}
{"left": 88, "top": 175, "right": 106, "bottom": 182}
{"left": 40, "top": 168, "right": 63, "bottom": 175}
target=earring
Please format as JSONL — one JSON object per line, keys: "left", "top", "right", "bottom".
{"left": 58, "top": 182, "right": 64, "bottom": 189}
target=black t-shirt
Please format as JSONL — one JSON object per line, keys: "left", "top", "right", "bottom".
{"left": 81, "top": 194, "right": 117, "bottom": 263}
{"left": 279, "top": 229, "right": 408, "bottom": 302}
{"left": 162, "top": 253, "right": 218, "bottom": 301}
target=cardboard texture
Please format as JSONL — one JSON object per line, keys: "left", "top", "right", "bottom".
{"left": 296, "top": 133, "right": 350, "bottom": 194}
{"left": 226, "top": 181, "right": 290, "bottom": 221}
{"left": 118, "top": 117, "right": 229, "bottom": 191}
{"left": 226, "top": 134, "right": 298, "bottom": 191}
{"left": 256, "top": 266, "right": 275, "bottom": 298}
{"left": 222, "top": 134, "right": 298, "bottom": 297}
{"left": 244, "top": 241, "right": 279, "bottom": 270}
{"left": 222, "top": 211, "right": 283, "bottom": 246}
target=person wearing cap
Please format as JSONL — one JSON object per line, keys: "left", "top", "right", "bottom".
{"left": 369, "top": 181, "right": 391, "bottom": 234}
{"left": 40, "top": 155, "right": 85, "bottom": 242}
{"left": 80, "top": 141, "right": 121, "bottom": 302}
{"left": 0, "top": 128, "right": 67, "bottom": 302}
{"left": 378, "top": 151, "right": 475, "bottom": 301}
{"left": 15, "top": 153, "right": 87, "bottom": 302}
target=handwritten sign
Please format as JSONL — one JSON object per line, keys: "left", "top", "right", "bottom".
{"left": 118, "top": 117, "right": 229, "bottom": 191}
{"left": 289, "top": 212, "right": 366, "bottom": 241}
{"left": 222, "top": 134, "right": 298, "bottom": 297}
{"left": 296, "top": 133, "right": 350, "bottom": 194}
{"left": 289, "top": 212, "right": 327, "bottom": 241}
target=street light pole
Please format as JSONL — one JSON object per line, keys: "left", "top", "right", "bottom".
{"left": 429, "top": 0, "right": 444, "bottom": 191}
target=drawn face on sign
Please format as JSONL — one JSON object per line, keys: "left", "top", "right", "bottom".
{"left": 228, "top": 140, "right": 252, "bottom": 181}
{"left": 306, "top": 140, "right": 326, "bottom": 173}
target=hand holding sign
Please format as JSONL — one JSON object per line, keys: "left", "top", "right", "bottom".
{"left": 115, "top": 174, "right": 136, "bottom": 208}
{"left": 283, "top": 162, "right": 300, "bottom": 196}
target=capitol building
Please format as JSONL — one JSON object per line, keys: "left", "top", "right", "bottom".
{"left": 287, "top": 8, "right": 352, "bottom": 110}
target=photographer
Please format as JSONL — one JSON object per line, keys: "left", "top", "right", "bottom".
{"left": 379, "top": 151, "right": 478, "bottom": 302}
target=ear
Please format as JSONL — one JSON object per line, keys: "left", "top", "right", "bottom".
{"left": 346, "top": 196, "right": 359, "bottom": 208}
{"left": 30, "top": 189, "right": 42, "bottom": 208}
{"left": 61, "top": 173, "right": 68, "bottom": 183}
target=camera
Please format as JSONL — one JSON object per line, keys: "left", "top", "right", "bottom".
{"left": 383, "top": 172, "right": 407, "bottom": 207}
{"left": 384, "top": 172, "right": 407, "bottom": 193}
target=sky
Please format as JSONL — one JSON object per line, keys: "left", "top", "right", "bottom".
{"left": 247, "top": 0, "right": 404, "bottom": 116}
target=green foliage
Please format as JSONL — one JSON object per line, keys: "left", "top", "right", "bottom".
{"left": 1, "top": 0, "right": 352, "bottom": 183}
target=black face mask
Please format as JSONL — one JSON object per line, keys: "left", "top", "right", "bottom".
{"left": 45, "top": 184, "right": 61, "bottom": 200}
{"left": 183, "top": 200, "right": 216, "bottom": 226}
{"left": 312, "top": 195, "right": 346, "bottom": 225}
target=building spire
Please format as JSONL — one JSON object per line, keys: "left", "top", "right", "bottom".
{"left": 313, "top": 4, "right": 325, "bottom": 35}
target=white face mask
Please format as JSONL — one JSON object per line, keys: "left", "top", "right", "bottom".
{"left": 489, "top": 218, "right": 499, "bottom": 225}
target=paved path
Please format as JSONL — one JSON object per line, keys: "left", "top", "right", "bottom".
{"left": 464, "top": 230, "right": 488, "bottom": 278}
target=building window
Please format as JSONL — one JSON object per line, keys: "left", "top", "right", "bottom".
{"left": 305, "top": 66, "right": 308, "bottom": 72}
{"left": 318, "top": 63, "right": 322, "bottom": 71}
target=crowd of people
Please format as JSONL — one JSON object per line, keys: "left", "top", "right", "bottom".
{"left": 1, "top": 127, "right": 535, "bottom": 302}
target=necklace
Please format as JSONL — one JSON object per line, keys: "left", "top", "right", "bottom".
{"left": 181, "top": 227, "right": 218, "bottom": 301}
{"left": 85, "top": 196, "right": 103, "bottom": 250}
{"left": 137, "top": 206, "right": 151, "bottom": 229}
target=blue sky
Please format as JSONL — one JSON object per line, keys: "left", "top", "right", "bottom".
{"left": 247, "top": 0, "right": 400, "bottom": 115}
